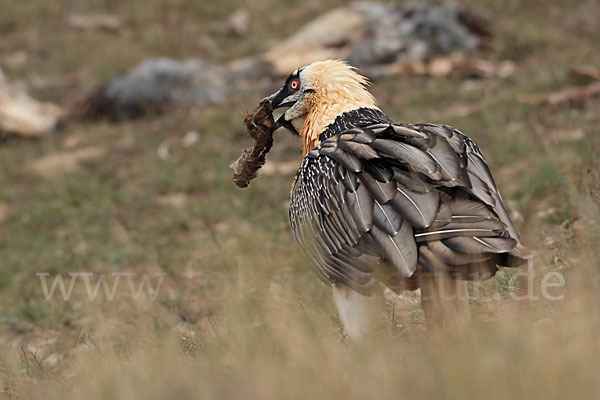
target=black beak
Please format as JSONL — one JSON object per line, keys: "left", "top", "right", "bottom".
{"left": 268, "top": 89, "right": 299, "bottom": 136}
{"left": 273, "top": 114, "right": 299, "bottom": 135}
{"left": 268, "top": 88, "right": 286, "bottom": 110}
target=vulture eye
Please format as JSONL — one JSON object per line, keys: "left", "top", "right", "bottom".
{"left": 289, "top": 79, "right": 300, "bottom": 91}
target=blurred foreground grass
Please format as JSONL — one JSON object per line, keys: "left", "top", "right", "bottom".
{"left": 0, "top": 0, "right": 599, "bottom": 398}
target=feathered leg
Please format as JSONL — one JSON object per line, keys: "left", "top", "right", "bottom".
{"left": 332, "top": 283, "right": 382, "bottom": 340}
{"left": 420, "top": 274, "right": 471, "bottom": 331}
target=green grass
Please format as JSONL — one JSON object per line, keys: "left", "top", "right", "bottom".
{"left": 1, "top": 0, "right": 600, "bottom": 398}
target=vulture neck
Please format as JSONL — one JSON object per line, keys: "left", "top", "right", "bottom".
{"left": 300, "top": 93, "right": 378, "bottom": 156}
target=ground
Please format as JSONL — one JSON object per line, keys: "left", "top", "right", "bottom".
{"left": 0, "top": 0, "right": 599, "bottom": 398}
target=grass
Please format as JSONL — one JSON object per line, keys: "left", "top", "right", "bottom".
{"left": 1, "top": 0, "right": 599, "bottom": 398}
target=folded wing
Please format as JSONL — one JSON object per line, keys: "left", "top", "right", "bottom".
{"left": 289, "top": 120, "right": 530, "bottom": 295}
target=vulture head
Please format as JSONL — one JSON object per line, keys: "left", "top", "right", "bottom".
{"left": 269, "top": 60, "right": 378, "bottom": 154}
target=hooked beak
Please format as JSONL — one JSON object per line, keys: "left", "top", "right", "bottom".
{"left": 268, "top": 88, "right": 296, "bottom": 110}
{"left": 268, "top": 89, "right": 299, "bottom": 135}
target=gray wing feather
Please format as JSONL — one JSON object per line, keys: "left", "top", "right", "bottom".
{"left": 426, "top": 241, "right": 493, "bottom": 265}
{"left": 359, "top": 172, "right": 397, "bottom": 203}
{"left": 389, "top": 182, "right": 440, "bottom": 229}
{"left": 443, "top": 236, "right": 517, "bottom": 254}
{"left": 373, "top": 201, "right": 403, "bottom": 236}
{"left": 370, "top": 139, "right": 441, "bottom": 179}
{"left": 369, "top": 222, "right": 417, "bottom": 277}
{"left": 344, "top": 183, "right": 373, "bottom": 233}
{"left": 338, "top": 140, "right": 380, "bottom": 159}
{"left": 329, "top": 148, "right": 364, "bottom": 172}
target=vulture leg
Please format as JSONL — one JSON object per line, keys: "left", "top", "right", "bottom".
{"left": 332, "top": 283, "right": 383, "bottom": 340}
{"left": 420, "top": 274, "right": 471, "bottom": 331}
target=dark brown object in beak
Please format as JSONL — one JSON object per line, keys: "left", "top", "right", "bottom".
{"left": 231, "top": 98, "right": 275, "bottom": 188}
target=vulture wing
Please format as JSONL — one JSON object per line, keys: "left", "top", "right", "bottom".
{"left": 289, "top": 117, "right": 529, "bottom": 295}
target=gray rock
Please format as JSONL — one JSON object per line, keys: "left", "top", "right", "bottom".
{"left": 71, "top": 2, "right": 490, "bottom": 120}
{"left": 348, "top": 2, "right": 485, "bottom": 68}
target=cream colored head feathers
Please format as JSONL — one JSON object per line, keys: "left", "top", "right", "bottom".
{"left": 295, "top": 60, "right": 378, "bottom": 155}
{"left": 301, "top": 60, "right": 377, "bottom": 111}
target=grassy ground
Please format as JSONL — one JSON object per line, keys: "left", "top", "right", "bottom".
{"left": 1, "top": 0, "right": 599, "bottom": 398}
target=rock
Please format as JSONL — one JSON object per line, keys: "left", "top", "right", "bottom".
{"left": 261, "top": 7, "right": 367, "bottom": 76}
{"left": 4, "top": 50, "right": 28, "bottom": 67}
{"left": 548, "top": 128, "right": 586, "bottom": 142}
{"left": 62, "top": 133, "right": 86, "bottom": 149}
{"left": 538, "top": 81, "right": 600, "bottom": 107}
{"left": 182, "top": 131, "right": 200, "bottom": 147}
{"left": 224, "top": 7, "right": 250, "bottom": 37}
{"left": 0, "top": 68, "right": 63, "bottom": 137}
{"left": 29, "top": 146, "right": 106, "bottom": 177}
{"left": 67, "top": 2, "right": 493, "bottom": 120}
{"left": 41, "top": 353, "right": 60, "bottom": 369}
{"left": 67, "top": 57, "right": 272, "bottom": 120}
{"left": 264, "top": 2, "right": 490, "bottom": 76}
{"left": 157, "top": 138, "right": 174, "bottom": 161}
{"left": 575, "top": 195, "right": 599, "bottom": 221}
{"left": 67, "top": 13, "right": 121, "bottom": 31}
{"left": 156, "top": 193, "right": 187, "bottom": 208}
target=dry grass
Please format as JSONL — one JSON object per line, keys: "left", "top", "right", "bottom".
{"left": 0, "top": 0, "right": 599, "bottom": 398}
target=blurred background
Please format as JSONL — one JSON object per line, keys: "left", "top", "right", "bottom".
{"left": 0, "top": 0, "right": 599, "bottom": 398}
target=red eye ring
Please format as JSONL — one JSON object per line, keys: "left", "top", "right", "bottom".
{"left": 290, "top": 79, "right": 300, "bottom": 91}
